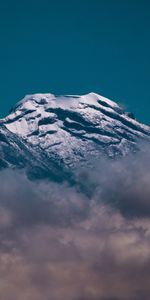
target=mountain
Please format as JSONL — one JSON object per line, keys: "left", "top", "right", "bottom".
{"left": 0, "top": 92, "right": 150, "bottom": 181}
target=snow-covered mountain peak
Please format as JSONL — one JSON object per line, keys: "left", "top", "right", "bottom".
{"left": 2, "top": 92, "right": 123, "bottom": 139}
{"left": 0, "top": 92, "right": 150, "bottom": 177}
{"left": 11, "top": 93, "right": 55, "bottom": 111}
{"left": 9, "top": 92, "right": 120, "bottom": 114}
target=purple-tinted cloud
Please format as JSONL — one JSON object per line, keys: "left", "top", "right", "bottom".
{"left": 0, "top": 145, "right": 150, "bottom": 299}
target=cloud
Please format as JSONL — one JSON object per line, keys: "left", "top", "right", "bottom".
{"left": 77, "top": 142, "right": 150, "bottom": 218}
{"left": 0, "top": 204, "right": 150, "bottom": 300}
{"left": 0, "top": 144, "right": 150, "bottom": 299}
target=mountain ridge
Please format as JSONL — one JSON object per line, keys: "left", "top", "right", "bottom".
{"left": 0, "top": 92, "right": 150, "bottom": 180}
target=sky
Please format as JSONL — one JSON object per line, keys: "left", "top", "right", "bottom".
{"left": 0, "top": 0, "right": 150, "bottom": 125}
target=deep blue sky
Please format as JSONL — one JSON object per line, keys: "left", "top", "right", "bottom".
{"left": 0, "top": 0, "right": 150, "bottom": 124}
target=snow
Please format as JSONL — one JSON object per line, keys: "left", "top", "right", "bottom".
{"left": 82, "top": 92, "right": 120, "bottom": 109}
{"left": 1, "top": 92, "right": 150, "bottom": 165}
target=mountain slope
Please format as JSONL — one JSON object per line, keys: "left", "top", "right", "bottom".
{"left": 0, "top": 92, "right": 150, "bottom": 180}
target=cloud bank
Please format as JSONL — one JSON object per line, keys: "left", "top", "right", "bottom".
{"left": 0, "top": 145, "right": 150, "bottom": 300}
